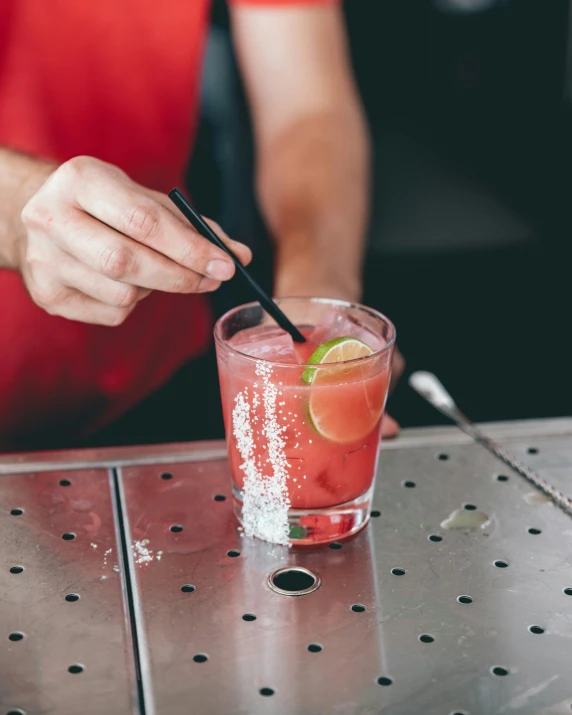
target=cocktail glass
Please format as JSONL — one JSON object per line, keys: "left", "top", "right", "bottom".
{"left": 214, "top": 298, "right": 395, "bottom": 545}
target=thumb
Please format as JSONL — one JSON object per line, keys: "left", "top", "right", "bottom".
{"left": 381, "top": 413, "right": 400, "bottom": 439}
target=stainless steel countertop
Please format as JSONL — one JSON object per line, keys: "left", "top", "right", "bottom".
{"left": 1, "top": 417, "right": 571, "bottom": 715}
{"left": 0, "top": 469, "right": 137, "bottom": 714}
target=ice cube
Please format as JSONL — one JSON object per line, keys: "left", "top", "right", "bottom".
{"left": 230, "top": 327, "right": 297, "bottom": 363}
{"left": 309, "top": 312, "right": 385, "bottom": 352}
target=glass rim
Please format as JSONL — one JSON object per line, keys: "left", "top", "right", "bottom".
{"left": 213, "top": 297, "right": 396, "bottom": 369}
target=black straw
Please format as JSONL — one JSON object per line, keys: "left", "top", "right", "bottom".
{"left": 168, "top": 188, "right": 306, "bottom": 343}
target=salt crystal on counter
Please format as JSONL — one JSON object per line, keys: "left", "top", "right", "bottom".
{"left": 132, "top": 539, "right": 161, "bottom": 565}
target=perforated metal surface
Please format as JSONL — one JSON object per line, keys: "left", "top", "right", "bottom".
{"left": 119, "top": 426, "right": 572, "bottom": 715}
{"left": 495, "top": 433, "right": 572, "bottom": 499}
{"left": 1, "top": 421, "right": 571, "bottom": 715}
{"left": 370, "top": 439, "right": 572, "bottom": 715}
{"left": 0, "top": 469, "right": 137, "bottom": 715}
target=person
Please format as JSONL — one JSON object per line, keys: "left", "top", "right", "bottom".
{"left": 0, "top": 0, "right": 402, "bottom": 452}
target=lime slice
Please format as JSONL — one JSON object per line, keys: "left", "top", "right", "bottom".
{"left": 302, "top": 336, "right": 374, "bottom": 385}
{"left": 302, "top": 337, "right": 385, "bottom": 444}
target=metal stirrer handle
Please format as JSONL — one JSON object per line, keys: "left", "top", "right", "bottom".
{"left": 409, "top": 371, "right": 572, "bottom": 517}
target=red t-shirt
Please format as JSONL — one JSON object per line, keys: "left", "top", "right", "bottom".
{"left": 0, "top": 0, "right": 335, "bottom": 452}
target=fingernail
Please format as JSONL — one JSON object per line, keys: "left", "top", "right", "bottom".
{"left": 199, "top": 276, "right": 221, "bottom": 292}
{"left": 207, "top": 259, "right": 233, "bottom": 281}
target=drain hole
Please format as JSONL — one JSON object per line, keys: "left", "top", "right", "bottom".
{"left": 529, "top": 625, "right": 545, "bottom": 634}
{"left": 8, "top": 632, "right": 24, "bottom": 642}
{"left": 403, "top": 481, "right": 416, "bottom": 488}
{"left": 10, "top": 566, "right": 24, "bottom": 574}
{"left": 494, "top": 560, "right": 509, "bottom": 568}
{"left": 436, "top": 453, "right": 449, "bottom": 461}
{"left": 193, "top": 653, "right": 208, "bottom": 663}
{"left": 65, "top": 593, "right": 80, "bottom": 602}
{"left": 59, "top": 479, "right": 72, "bottom": 487}
{"left": 181, "top": 584, "right": 195, "bottom": 593}
{"left": 564, "top": 588, "right": 572, "bottom": 596}
{"left": 457, "top": 595, "right": 473, "bottom": 604}
{"left": 68, "top": 665, "right": 84, "bottom": 674}
{"left": 491, "top": 666, "right": 509, "bottom": 677}
{"left": 429, "top": 534, "right": 443, "bottom": 543}
{"left": 227, "top": 549, "right": 240, "bottom": 558}
{"left": 161, "top": 472, "right": 173, "bottom": 480}
{"left": 242, "top": 613, "right": 256, "bottom": 622}
{"left": 61, "top": 533, "right": 76, "bottom": 541}
{"left": 371, "top": 510, "right": 381, "bottom": 518}
{"left": 213, "top": 494, "right": 226, "bottom": 501}
{"left": 351, "top": 604, "right": 366, "bottom": 613}
{"left": 496, "top": 474, "right": 509, "bottom": 482}
{"left": 391, "top": 568, "right": 406, "bottom": 576}
{"left": 6, "top": 710, "right": 26, "bottom": 715}
{"left": 419, "top": 634, "right": 434, "bottom": 643}
{"left": 270, "top": 567, "right": 318, "bottom": 594}
{"left": 527, "top": 447, "right": 539, "bottom": 454}
{"left": 10, "top": 508, "right": 23, "bottom": 516}
{"left": 528, "top": 528, "right": 542, "bottom": 535}
{"left": 170, "top": 524, "right": 183, "bottom": 533}
{"left": 260, "top": 688, "right": 274, "bottom": 697}
{"left": 463, "top": 503, "right": 477, "bottom": 511}
{"left": 377, "top": 676, "right": 393, "bottom": 686}
{"left": 329, "top": 542, "right": 342, "bottom": 550}
{"left": 307, "top": 644, "right": 322, "bottom": 653}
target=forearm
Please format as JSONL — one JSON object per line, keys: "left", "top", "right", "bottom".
{"left": 0, "top": 148, "right": 55, "bottom": 269}
{"left": 257, "top": 107, "right": 370, "bottom": 300}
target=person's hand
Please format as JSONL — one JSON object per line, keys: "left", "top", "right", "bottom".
{"left": 274, "top": 270, "right": 405, "bottom": 439}
{"left": 383, "top": 345, "right": 405, "bottom": 438}
{"left": 17, "top": 156, "right": 252, "bottom": 325}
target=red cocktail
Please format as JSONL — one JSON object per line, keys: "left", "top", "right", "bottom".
{"left": 215, "top": 298, "right": 395, "bottom": 545}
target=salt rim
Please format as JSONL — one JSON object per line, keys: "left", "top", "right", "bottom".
{"left": 232, "top": 361, "right": 291, "bottom": 545}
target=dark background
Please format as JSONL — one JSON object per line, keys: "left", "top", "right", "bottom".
{"left": 88, "top": 0, "right": 572, "bottom": 448}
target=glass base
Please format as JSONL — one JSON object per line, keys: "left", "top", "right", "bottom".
{"left": 232, "top": 484, "right": 374, "bottom": 546}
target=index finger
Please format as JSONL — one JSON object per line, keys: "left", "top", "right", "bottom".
{"left": 73, "top": 163, "right": 252, "bottom": 280}
{"left": 56, "top": 208, "right": 223, "bottom": 294}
